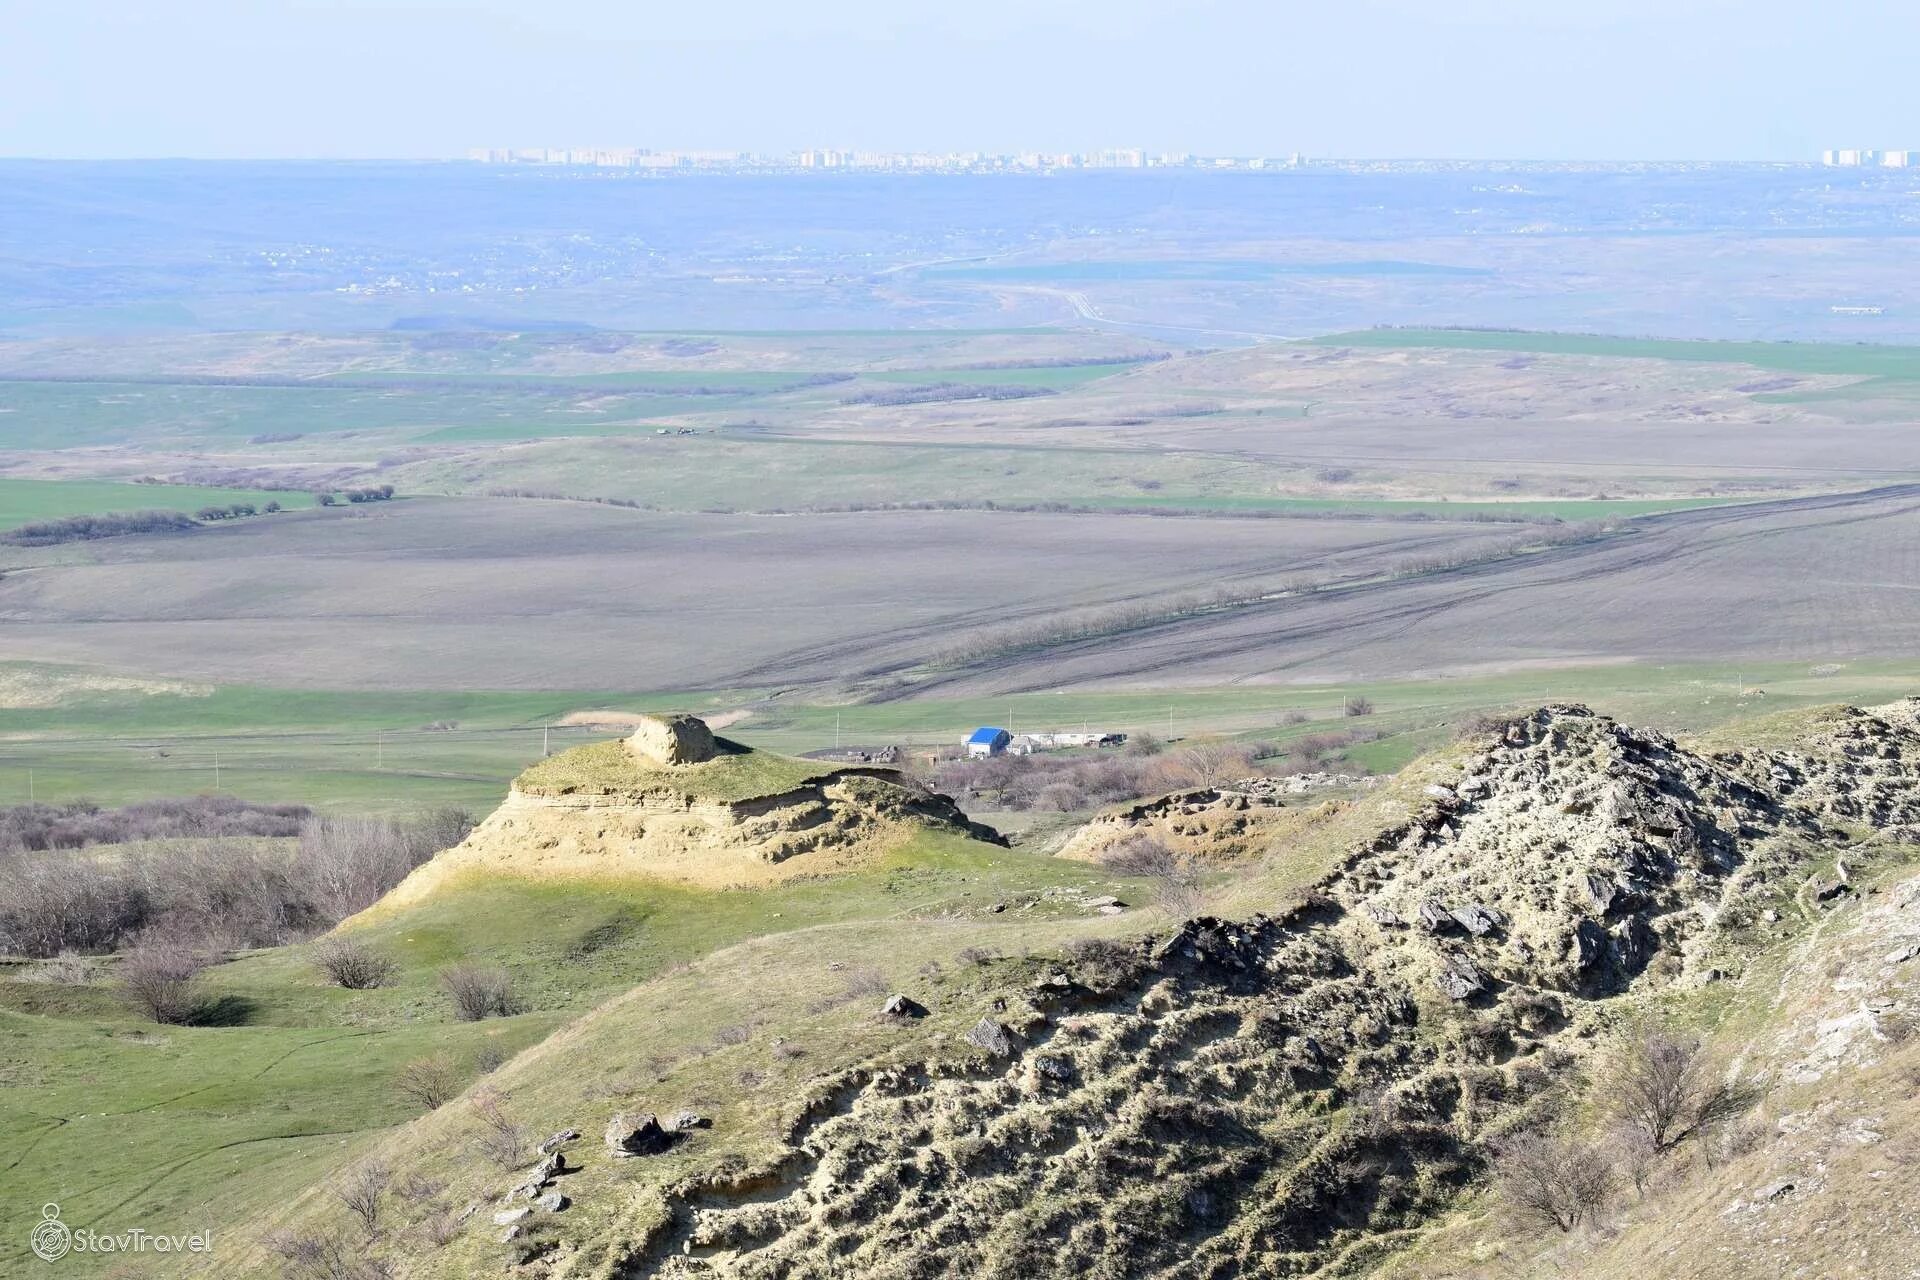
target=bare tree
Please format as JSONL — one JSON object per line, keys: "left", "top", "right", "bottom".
{"left": 313, "top": 936, "right": 396, "bottom": 989}
{"left": 395, "top": 1054, "right": 463, "bottom": 1110}
{"left": 469, "top": 1090, "right": 526, "bottom": 1167}
{"left": 335, "top": 1162, "right": 390, "bottom": 1240}
{"left": 1606, "top": 1028, "right": 1726, "bottom": 1151}
{"left": 1494, "top": 1130, "right": 1616, "bottom": 1233}
{"left": 119, "top": 941, "right": 209, "bottom": 1024}
{"left": 1172, "top": 742, "right": 1253, "bottom": 789}
{"left": 1606, "top": 1122, "right": 1658, "bottom": 1197}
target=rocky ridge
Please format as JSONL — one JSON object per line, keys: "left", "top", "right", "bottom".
{"left": 594, "top": 702, "right": 1920, "bottom": 1278}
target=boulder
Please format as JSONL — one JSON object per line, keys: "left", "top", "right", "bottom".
{"left": 534, "top": 1192, "right": 570, "bottom": 1213}
{"left": 537, "top": 1128, "right": 580, "bottom": 1156}
{"left": 626, "top": 714, "right": 717, "bottom": 767}
{"left": 1031, "top": 1054, "right": 1075, "bottom": 1082}
{"left": 1416, "top": 900, "right": 1455, "bottom": 933}
{"left": 966, "top": 1017, "right": 1019, "bottom": 1057}
{"left": 880, "top": 993, "right": 928, "bottom": 1019}
{"left": 1449, "top": 903, "right": 1507, "bottom": 937}
{"left": 1436, "top": 957, "right": 1486, "bottom": 1001}
{"left": 605, "top": 1111, "right": 674, "bottom": 1158}
{"left": 492, "top": 1206, "right": 532, "bottom": 1227}
{"left": 1568, "top": 918, "right": 1609, "bottom": 969}
{"left": 667, "top": 1109, "right": 711, "bottom": 1132}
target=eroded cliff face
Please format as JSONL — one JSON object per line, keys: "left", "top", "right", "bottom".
{"left": 605, "top": 703, "right": 1920, "bottom": 1279}
{"left": 373, "top": 769, "right": 1002, "bottom": 905}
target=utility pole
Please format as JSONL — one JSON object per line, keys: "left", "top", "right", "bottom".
{"left": 543, "top": 724, "right": 550, "bottom": 757}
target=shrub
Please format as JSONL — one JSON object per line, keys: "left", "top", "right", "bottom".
{"left": 469, "top": 1090, "right": 526, "bottom": 1167}
{"left": 0, "top": 795, "right": 310, "bottom": 853}
{"left": 120, "top": 941, "right": 209, "bottom": 1024}
{"left": 313, "top": 936, "right": 396, "bottom": 989}
{"left": 441, "top": 963, "right": 515, "bottom": 1020}
{"left": 1, "top": 509, "right": 199, "bottom": 547}
{"left": 1494, "top": 1129, "right": 1615, "bottom": 1232}
{"left": 335, "top": 1162, "right": 389, "bottom": 1240}
{"left": 395, "top": 1054, "right": 463, "bottom": 1110}
{"left": 1172, "top": 742, "right": 1256, "bottom": 788}
{"left": 1343, "top": 696, "right": 1375, "bottom": 718}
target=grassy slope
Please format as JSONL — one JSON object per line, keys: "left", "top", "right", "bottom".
{"left": 0, "top": 478, "right": 315, "bottom": 530}
{"left": 0, "top": 827, "right": 1132, "bottom": 1277}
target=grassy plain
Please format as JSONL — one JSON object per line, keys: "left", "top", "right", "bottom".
{"left": 5, "top": 657, "right": 1919, "bottom": 812}
{"left": 1317, "top": 327, "right": 1920, "bottom": 378}
{"left": 0, "top": 477, "right": 314, "bottom": 529}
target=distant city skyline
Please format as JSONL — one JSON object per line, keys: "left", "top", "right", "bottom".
{"left": 6, "top": 2, "right": 1920, "bottom": 161}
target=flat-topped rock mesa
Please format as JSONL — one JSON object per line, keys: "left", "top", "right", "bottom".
{"left": 368, "top": 714, "right": 1001, "bottom": 906}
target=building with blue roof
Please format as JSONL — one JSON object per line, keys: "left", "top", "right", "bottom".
{"left": 965, "top": 726, "right": 1012, "bottom": 758}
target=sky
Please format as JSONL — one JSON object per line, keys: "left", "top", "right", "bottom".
{"left": 4, "top": 0, "right": 1919, "bottom": 161}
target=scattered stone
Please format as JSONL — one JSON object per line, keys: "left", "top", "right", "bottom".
{"left": 1084, "top": 896, "right": 1126, "bottom": 909}
{"left": 1886, "top": 941, "right": 1920, "bottom": 964}
{"left": 1579, "top": 873, "right": 1619, "bottom": 914}
{"left": 1436, "top": 957, "right": 1486, "bottom": 1001}
{"left": 529, "top": 1151, "right": 563, "bottom": 1180}
{"left": 1449, "top": 903, "right": 1507, "bottom": 936}
{"left": 1097, "top": 904, "right": 1127, "bottom": 916}
{"left": 881, "top": 993, "right": 928, "bottom": 1018}
{"left": 1754, "top": 1179, "right": 1797, "bottom": 1202}
{"left": 498, "top": 1226, "right": 522, "bottom": 1244}
{"left": 1360, "top": 902, "right": 1404, "bottom": 927}
{"left": 1031, "top": 1054, "right": 1075, "bottom": 1082}
{"left": 1761, "top": 908, "right": 1781, "bottom": 924}
{"left": 1423, "top": 784, "right": 1459, "bottom": 806}
{"left": 605, "top": 1111, "right": 674, "bottom": 1158}
{"left": 1813, "top": 878, "right": 1852, "bottom": 903}
{"left": 1416, "top": 900, "right": 1454, "bottom": 933}
{"left": 537, "top": 1128, "right": 580, "bottom": 1156}
{"left": 492, "top": 1206, "right": 532, "bottom": 1227}
{"left": 459, "top": 1204, "right": 478, "bottom": 1221}
{"left": 966, "top": 1018, "right": 1019, "bottom": 1057}
{"left": 534, "top": 1192, "right": 570, "bottom": 1213}
{"left": 667, "top": 1109, "right": 711, "bottom": 1132}
{"left": 1033, "top": 970, "right": 1074, "bottom": 990}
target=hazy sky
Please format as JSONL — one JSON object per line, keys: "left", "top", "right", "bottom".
{"left": 5, "top": 0, "right": 1919, "bottom": 160}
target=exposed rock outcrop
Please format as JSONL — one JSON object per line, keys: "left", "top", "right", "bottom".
{"left": 628, "top": 713, "right": 718, "bottom": 766}
{"left": 612, "top": 702, "right": 1920, "bottom": 1279}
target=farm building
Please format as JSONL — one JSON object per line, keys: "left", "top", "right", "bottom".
{"left": 965, "top": 727, "right": 1012, "bottom": 758}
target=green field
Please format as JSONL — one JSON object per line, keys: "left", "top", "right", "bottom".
{"left": 6, "top": 659, "right": 1918, "bottom": 813}
{"left": 0, "top": 477, "right": 316, "bottom": 530}
{"left": 1318, "top": 327, "right": 1920, "bottom": 379}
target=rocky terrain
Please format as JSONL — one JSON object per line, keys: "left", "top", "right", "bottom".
{"left": 367, "top": 717, "right": 1002, "bottom": 905}
{"left": 1056, "top": 773, "right": 1376, "bottom": 864}
{"left": 243, "top": 701, "right": 1920, "bottom": 1280}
